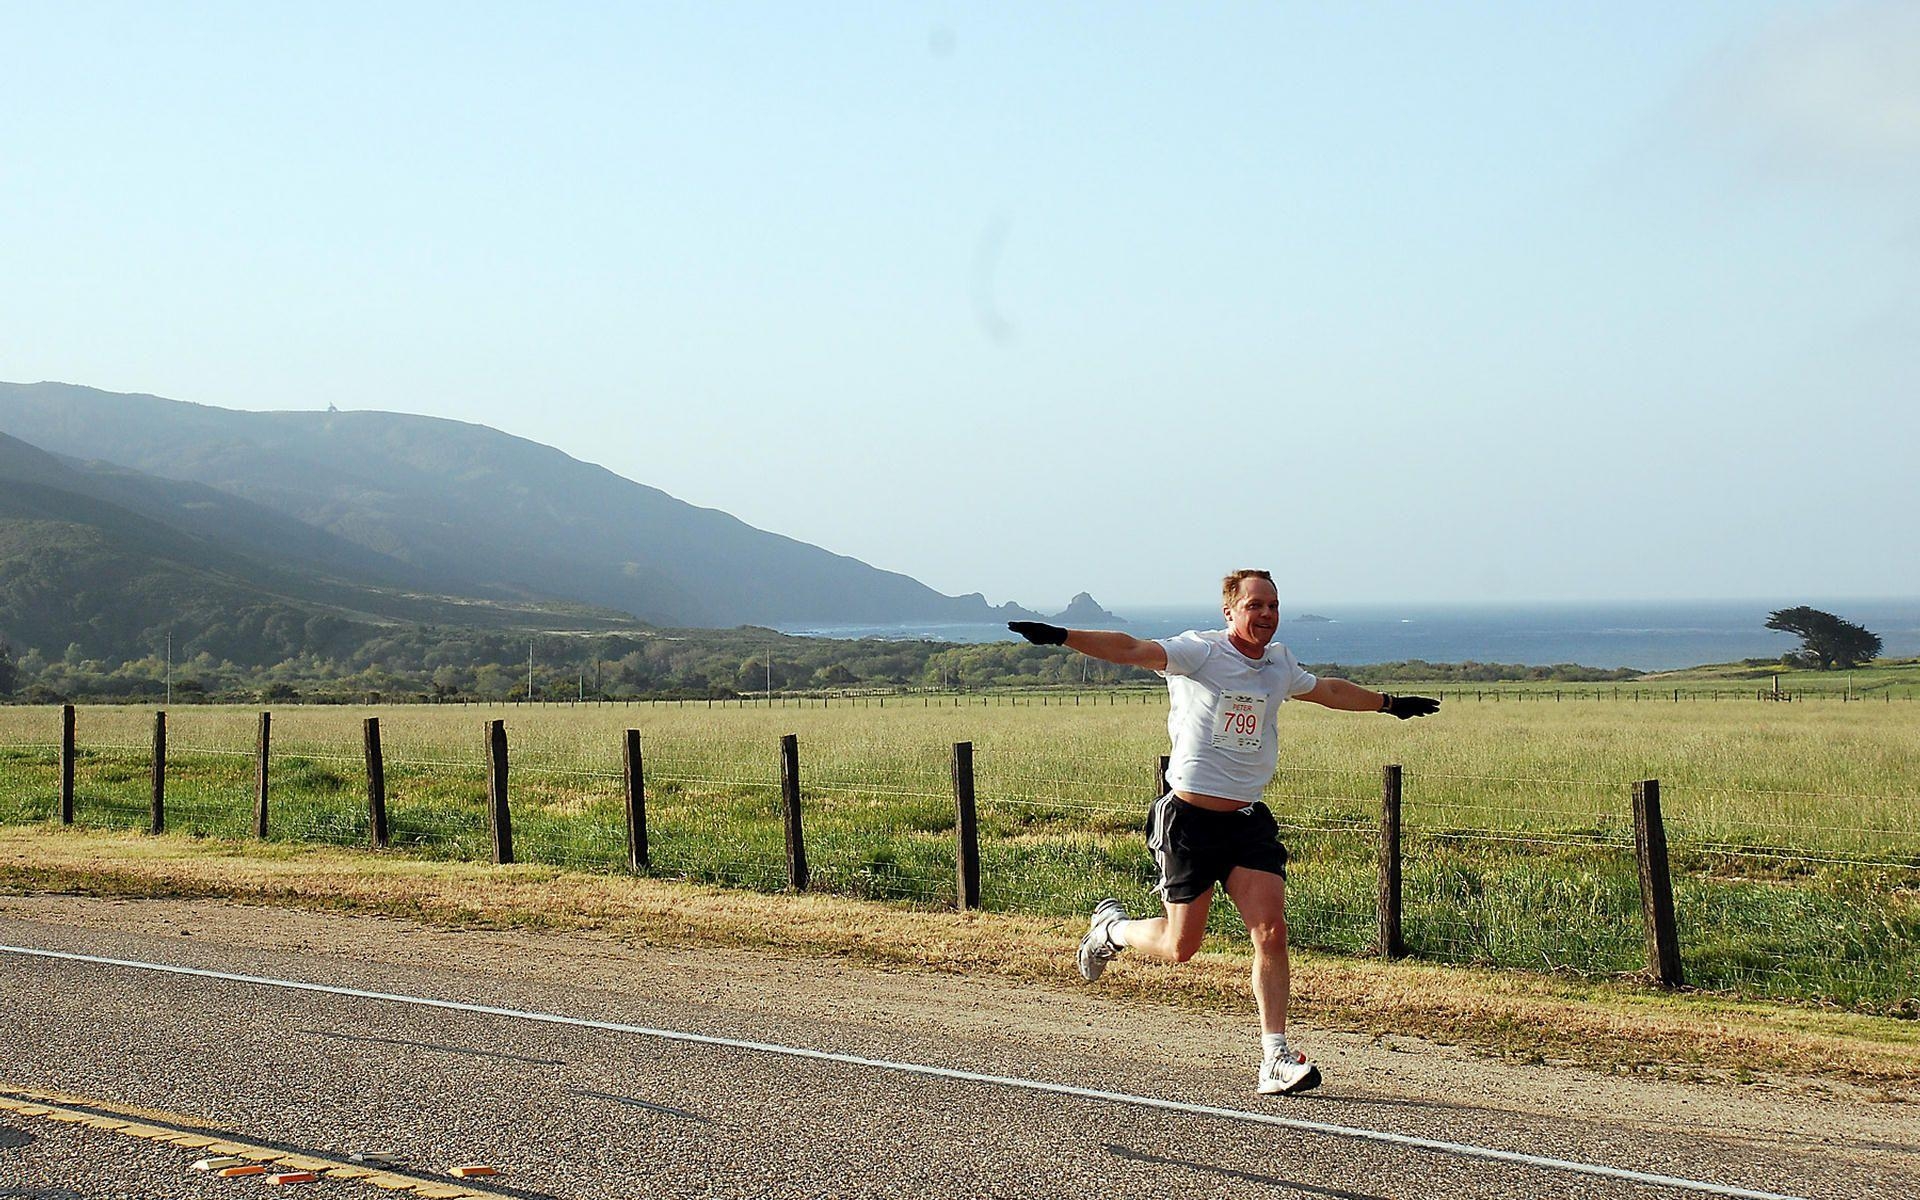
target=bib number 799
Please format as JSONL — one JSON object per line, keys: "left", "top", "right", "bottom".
{"left": 1211, "top": 691, "right": 1266, "bottom": 750}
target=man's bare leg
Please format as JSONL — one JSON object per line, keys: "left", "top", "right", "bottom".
{"left": 1113, "top": 891, "right": 1213, "bottom": 963}
{"left": 1224, "top": 865, "right": 1289, "bottom": 1034}
{"left": 1223, "top": 865, "right": 1317, "bottom": 1093}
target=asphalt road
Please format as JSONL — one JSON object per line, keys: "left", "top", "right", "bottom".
{"left": 2, "top": 896, "right": 1915, "bottom": 1200}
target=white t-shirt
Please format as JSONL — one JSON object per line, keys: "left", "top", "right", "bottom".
{"left": 1155, "top": 629, "right": 1318, "bottom": 804}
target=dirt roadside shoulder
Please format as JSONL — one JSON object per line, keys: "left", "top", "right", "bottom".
{"left": 2, "top": 826, "right": 1914, "bottom": 1100}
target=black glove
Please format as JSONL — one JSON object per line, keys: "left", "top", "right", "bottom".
{"left": 1380, "top": 693, "right": 1439, "bottom": 719}
{"left": 1008, "top": 621, "right": 1068, "bottom": 646}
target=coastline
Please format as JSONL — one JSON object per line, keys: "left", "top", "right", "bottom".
{"left": 778, "top": 598, "right": 1920, "bottom": 673}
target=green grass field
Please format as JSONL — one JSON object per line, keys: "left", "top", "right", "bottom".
{"left": 1, "top": 688, "right": 1915, "bottom": 1014}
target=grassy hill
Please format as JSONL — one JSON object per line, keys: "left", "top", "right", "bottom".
{"left": 1642, "top": 657, "right": 1920, "bottom": 697}
{"left": 0, "top": 431, "right": 646, "bottom": 669}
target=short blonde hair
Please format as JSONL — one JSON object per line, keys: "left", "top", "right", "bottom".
{"left": 1222, "top": 569, "right": 1274, "bottom": 606}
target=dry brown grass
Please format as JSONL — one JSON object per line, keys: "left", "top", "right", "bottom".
{"left": 1, "top": 825, "right": 1914, "bottom": 1095}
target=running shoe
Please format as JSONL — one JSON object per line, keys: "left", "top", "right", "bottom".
{"left": 1077, "top": 898, "right": 1127, "bottom": 981}
{"left": 1257, "top": 1047, "right": 1322, "bottom": 1095}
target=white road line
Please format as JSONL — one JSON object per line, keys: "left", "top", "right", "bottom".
{"left": 0, "top": 943, "right": 1804, "bottom": 1200}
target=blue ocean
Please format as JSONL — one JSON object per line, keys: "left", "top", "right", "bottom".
{"left": 778, "top": 599, "right": 1920, "bottom": 673}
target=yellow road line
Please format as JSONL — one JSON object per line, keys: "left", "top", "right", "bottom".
{"left": 0, "top": 1086, "right": 491, "bottom": 1197}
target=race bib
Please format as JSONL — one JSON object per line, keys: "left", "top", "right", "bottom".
{"left": 1210, "top": 690, "right": 1266, "bottom": 751}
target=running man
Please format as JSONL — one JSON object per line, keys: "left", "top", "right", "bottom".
{"left": 1009, "top": 569, "right": 1438, "bottom": 1095}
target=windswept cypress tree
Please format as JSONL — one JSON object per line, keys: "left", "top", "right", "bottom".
{"left": 1766, "top": 607, "right": 1883, "bottom": 670}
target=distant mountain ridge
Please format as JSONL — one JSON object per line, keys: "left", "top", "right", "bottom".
{"left": 0, "top": 381, "right": 1050, "bottom": 636}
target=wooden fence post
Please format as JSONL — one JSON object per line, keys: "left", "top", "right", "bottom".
{"left": 365, "top": 716, "right": 389, "bottom": 849}
{"left": 1632, "top": 779, "right": 1684, "bottom": 987}
{"left": 487, "top": 719, "right": 512, "bottom": 864}
{"left": 58, "top": 704, "right": 75, "bottom": 825}
{"left": 254, "top": 711, "right": 271, "bottom": 839}
{"left": 780, "top": 733, "right": 807, "bottom": 891}
{"left": 149, "top": 710, "right": 166, "bottom": 835}
{"left": 623, "top": 728, "right": 648, "bottom": 870}
{"left": 1155, "top": 754, "right": 1170, "bottom": 800}
{"left": 953, "top": 741, "right": 980, "bottom": 910}
{"left": 1378, "top": 764, "right": 1404, "bottom": 958}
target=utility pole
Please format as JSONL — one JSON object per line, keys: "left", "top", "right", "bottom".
{"left": 527, "top": 642, "right": 534, "bottom": 702}
{"left": 165, "top": 632, "right": 172, "bottom": 706}
{"left": 766, "top": 652, "right": 772, "bottom": 706}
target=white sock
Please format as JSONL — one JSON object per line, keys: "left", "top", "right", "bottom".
{"left": 1261, "top": 1032, "right": 1290, "bottom": 1059}
{"left": 1107, "top": 919, "right": 1130, "bottom": 949}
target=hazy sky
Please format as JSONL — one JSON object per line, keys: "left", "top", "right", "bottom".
{"left": 4, "top": 2, "right": 1916, "bottom": 610}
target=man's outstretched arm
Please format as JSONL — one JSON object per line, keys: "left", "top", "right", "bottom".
{"left": 1008, "top": 622, "right": 1168, "bottom": 671}
{"left": 1295, "top": 677, "right": 1440, "bottom": 719}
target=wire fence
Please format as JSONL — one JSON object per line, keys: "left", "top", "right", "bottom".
{"left": 0, "top": 705, "right": 1914, "bottom": 1016}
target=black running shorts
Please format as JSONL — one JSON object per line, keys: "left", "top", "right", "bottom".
{"left": 1146, "top": 793, "right": 1289, "bottom": 904}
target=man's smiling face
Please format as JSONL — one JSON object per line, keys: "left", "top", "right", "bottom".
{"left": 1225, "top": 575, "right": 1280, "bottom": 654}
